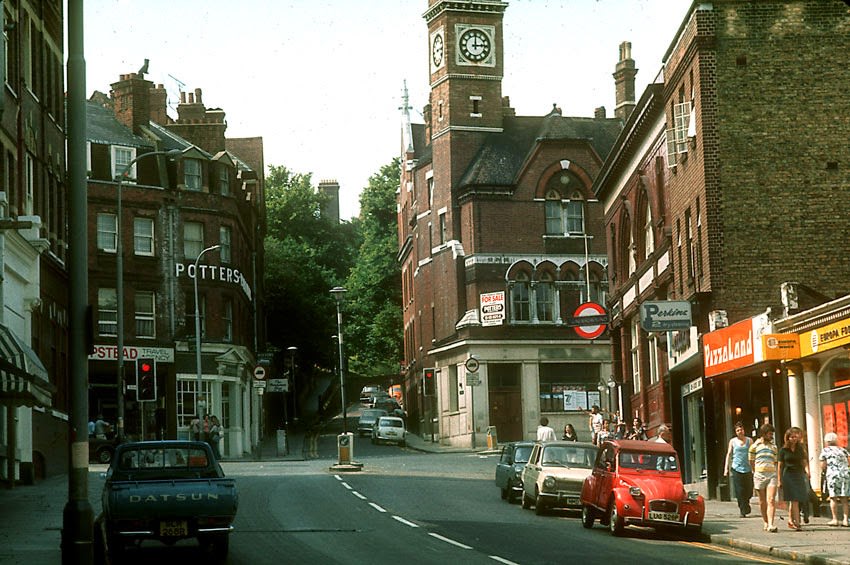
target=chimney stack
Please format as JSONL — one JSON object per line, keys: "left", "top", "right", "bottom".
{"left": 594, "top": 106, "right": 607, "bottom": 119}
{"left": 149, "top": 83, "right": 168, "bottom": 125}
{"left": 318, "top": 179, "right": 341, "bottom": 224}
{"left": 613, "top": 41, "right": 637, "bottom": 121}
{"left": 110, "top": 73, "right": 154, "bottom": 135}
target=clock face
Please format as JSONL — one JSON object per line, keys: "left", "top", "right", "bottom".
{"left": 459, "top": 28, "right": 491, "bottom": 62}
{"left": 432, "top": 33, "right": 444, "bottom": 68}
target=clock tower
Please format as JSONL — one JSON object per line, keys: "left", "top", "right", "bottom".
{"left": 424, "top": 0, "right": 507, "bottom": 137}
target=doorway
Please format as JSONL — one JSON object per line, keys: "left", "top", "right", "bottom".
{"left": 488, "top": 363, "right": 522, "bottom": 441}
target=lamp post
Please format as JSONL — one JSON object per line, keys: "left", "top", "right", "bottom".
{"left": 193, "top": 244, "right": 220, "bottom": 424}
{"left": 287, "top": 346, "right": 298, "bottom": 424}
{"left": 330, "top": 287, "right": 347, "bottom": 434}
{"left": 116, "top": 148, "right": 182, "bottom": 442}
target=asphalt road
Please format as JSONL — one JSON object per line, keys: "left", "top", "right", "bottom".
{"left": 95, "top": 431, "right": 792, "bottom": 564}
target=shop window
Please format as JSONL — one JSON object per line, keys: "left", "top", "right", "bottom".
{"left": 539, "top": 363, "right": 600, "bottom": 413}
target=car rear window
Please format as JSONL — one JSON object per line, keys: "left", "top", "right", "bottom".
{"left": 619, "top": 451, "right": 679, "bottom": 471}
{"left": 541, "top": 445, "right": 596, "bottom": 468}
{"left": 379, "top": 418, "right": 404, "bottom": 428}
{"left": 514, "top": 446, "right": 533, "bottom": 463}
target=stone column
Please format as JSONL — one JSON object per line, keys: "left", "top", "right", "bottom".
{"left": 802, "top": 360, "right": 822, "bottom": 489}
{"left": 787, "top": 363, "right": 805, "bottom": 430}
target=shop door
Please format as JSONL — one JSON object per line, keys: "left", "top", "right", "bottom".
{"left": 685, "top": 393, "right": 706, "bottom": 484}
{"left": 489, "top": 390, "right": 522, "bottom": 441}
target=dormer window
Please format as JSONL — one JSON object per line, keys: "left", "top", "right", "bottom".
{"left": 219, "top": 165, "right": 230, "bottom": 195}
{"left": 112, "top": 145, "right": 136, "bottom": 181}
{"left": 184, "top": 158, "right": 202, "bottom": 191}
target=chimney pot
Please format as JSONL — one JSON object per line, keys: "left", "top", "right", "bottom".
{"left": 195, "top": 88, "right": 203, "bottom": 105}
{"left": 188, "top": 92, "right": 195, "bottom": 104}
{"left": 594, "top": 106, "right": 607, "bottom": 119}
{"left": 180, "top": 91, "right": 187, "bottom": 104}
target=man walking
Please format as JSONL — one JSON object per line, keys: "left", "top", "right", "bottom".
{"left": 537, "top": 417, "right": 556, "bottom": 442}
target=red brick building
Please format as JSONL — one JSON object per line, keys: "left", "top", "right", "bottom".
{"left": 86, "top": 72, "right": 266, "bottom": 459}
{"left": 597, "top": 1, "right": 850, "bottom": 496}
{"left": 398, "top": 0, "right": 630, "bottom": 446}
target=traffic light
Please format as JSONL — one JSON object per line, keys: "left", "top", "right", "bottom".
{"left": 137, "top": 358, "right": 156, "bottom": 401}
{"left": 423, "top": 368, "right": 436, "bottom": 396}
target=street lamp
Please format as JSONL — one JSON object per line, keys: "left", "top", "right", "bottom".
{"left": 116, "top": 148, "right": 182, "bottom": 441}
{"left": 330, "top": 286, "right": 347, "bottom": 434}
{"left": 287, "top": 346, "right": 298, "bottom": 423}
{"left": 194, "top": 244, "right": 221, "bottom": 424}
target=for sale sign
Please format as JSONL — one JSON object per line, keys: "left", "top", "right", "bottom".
{"left": 480, "top": 291, "right": 505, "bottom": 327}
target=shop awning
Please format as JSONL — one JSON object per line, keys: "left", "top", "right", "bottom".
{"left": 0, "top": 323, "right": 53, "bottom": 407}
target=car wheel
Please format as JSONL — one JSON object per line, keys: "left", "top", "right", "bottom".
{"left": 581, "top": 505, "right": 595, "bottom": 529}
{"left": 507, "top": 487, "right": 519, "bottom": 504}
{"left": 521, "top": 491, "right": 532, "bottom": 510}
{"left": 608, "top": 500, "right": 624, "bottom": 536}
{"left": 97, "top": 447, "right": 113, "bottom": 464}
{"left": 535, "top": 491, "right": 547, "bottom": 516}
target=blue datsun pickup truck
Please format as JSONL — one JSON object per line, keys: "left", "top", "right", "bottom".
{"left": 95, "top": 440, "right": 238, "bottom": 559}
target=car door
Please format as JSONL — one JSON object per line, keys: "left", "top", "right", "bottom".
{"left": 522, "top": 444, "right": 541, "bottom": 498}
{"left": 495, "top": 445, "right": 511, "bottom": 488}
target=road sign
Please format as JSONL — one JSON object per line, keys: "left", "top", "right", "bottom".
{"left": 268, "top": 378, "right": 288, "bottom": 393}
{"left": 466, "top": 374, "right": 481, "bottom": 386}
{"left": 253, "top": 365, "right": 266, "bottom": 380}
{"left": 253, "top": 380, "right": 267, "bottom": 388}
{"left": 464, "top": 356, "right": 480, "bottom": 373}
{"left": 572, "top": 302, "right": 608, "bottom": 339}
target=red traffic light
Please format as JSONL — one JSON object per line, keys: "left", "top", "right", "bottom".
{"left": 140, "top": 362, "right": 152, "bottom": 373}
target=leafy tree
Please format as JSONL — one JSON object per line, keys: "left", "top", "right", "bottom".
{"left": 343, "top": 158, "right": 403, "bottom": 380}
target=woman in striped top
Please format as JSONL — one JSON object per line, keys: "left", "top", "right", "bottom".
{"left": 749, "top": 423, "right": 779, "bottom": 532}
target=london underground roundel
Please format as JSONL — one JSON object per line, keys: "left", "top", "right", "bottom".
{"left": 573, "top": 302, "right": 607, "bottom": 339}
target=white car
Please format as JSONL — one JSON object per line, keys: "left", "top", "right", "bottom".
{"left": 521, "top": 441, "right": 598, "bottom": 515}
{"left": 371, "top": 416, "right": 407, "bottom": 446}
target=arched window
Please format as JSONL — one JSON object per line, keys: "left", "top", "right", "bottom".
{"left": 536, "top": 272, "right": 555, "bottom": 322}
{"left": 543, "top": 172, "right": 585, "bottom": 235}
{"left": 510, "top": 272, "right": 531, "bottom": 322}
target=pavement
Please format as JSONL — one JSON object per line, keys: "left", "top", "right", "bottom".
{"left": 3, "top": 413, "right": 850, "bottom": 565}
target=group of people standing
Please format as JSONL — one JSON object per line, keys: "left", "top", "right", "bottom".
{"left": 724, "top": 422, "right": 850, "bottom": 532}
{"left": 190, "top": 414, "right": 222, "bottom": 459}
{"left": 534, "top": 407, "right": 659, "bottom": 446}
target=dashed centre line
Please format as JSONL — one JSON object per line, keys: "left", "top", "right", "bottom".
{"left": 352, "top": 491, "right": 367, "bottom": 500}
{"left": 429, "top": 532, "right": 472, "bottom": 549}
{"left": 368, "top": 502, "right": 387, "bottom": 513}
{"left": 392, "top": 515, "right": 419, "bottom": 528}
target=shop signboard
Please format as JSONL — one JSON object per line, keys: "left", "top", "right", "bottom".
{"left": 703, "top": 314, "right": 770, "bottom": 378}
{"left": 798, "top": 317, "right": 850, "bottom": 357}
{"left": 480, "top": 291, "right": 505, "bottom": 326}
{"left": 640, "top": 301, "right": 692, "bottom": 331}
{"left": 762, "top": 334, "right": 800, "bottom": 360}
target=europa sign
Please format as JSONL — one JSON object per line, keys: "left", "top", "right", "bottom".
{"left": 480, "top": 291, "right": 505, "bottom": 326}
{"left": 640, "top": 301, "right": 692, "bottom": 332}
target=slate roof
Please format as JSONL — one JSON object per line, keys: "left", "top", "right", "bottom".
{"left": 86, "top": 101, "right": 152, "bottom": 148}
{"left": 455, "top": 112, "right": 623, "bottom": 189}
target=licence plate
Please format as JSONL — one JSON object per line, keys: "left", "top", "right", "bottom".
{"left": 648, "top": 511, "right": 679, "bottom": 522}
{"left": 565, "top": 497, "right": 580, "bottom": 506}
{"left": 386, "top": 431, "right": 397, "bottom": 436}
{"left": 160, "top": 520, "right": 188, "bottom": 537}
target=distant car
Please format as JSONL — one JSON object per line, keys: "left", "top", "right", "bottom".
{"left": 373, "top": 397, "right": 401, "bottom": 413}
{"left": 521, "top": 441, "right": 598, "bottom": 515}
{"left": 371, "top": 416, "right": 406, "bottom": 446}
{"left": 369, "top": 391, "right": 392, "bottom": 408}
{"left": 357, "top": 409, "right": 388, "bottom": 437}
{"left": 579, "top": 439, "right": 704, "bottom": 537}
{"left": 495, "top": 441, "right": 534, "bottom": 503}
{"left": 360, "top": 385, "right": 382, "bottom": 403}
{"left": 89, "top": 435, "right": 119, "bottom": 464}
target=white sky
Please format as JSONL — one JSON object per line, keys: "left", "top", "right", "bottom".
{"left": 82, "top": 1, "right": 690, "bottom": 220}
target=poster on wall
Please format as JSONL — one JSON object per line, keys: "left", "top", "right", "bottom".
{"left": 823, "top": 404, "right": 836, "bottom": 435}
{"left": 837, "top": 403, "right": 849, "bottom": 448}
{"left": 587, "top": 390, "right": 601, "bottom": 410}
{"left": 562, "top": 386, "right": 588, "bottom": 411}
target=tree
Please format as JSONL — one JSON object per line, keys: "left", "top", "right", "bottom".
{"left": 343, "top": 158, "right": 403, "bottom": 380}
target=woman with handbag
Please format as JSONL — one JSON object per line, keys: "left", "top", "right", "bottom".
{"left": 820, "top": 432, "right": 850, "bottom": 527}
{"left": 777, "top": 426, "right": 810, "bottom": 531}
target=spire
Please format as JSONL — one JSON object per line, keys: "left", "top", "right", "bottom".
{"left": 399, "top": 79, "right": 414, "bottom": 155}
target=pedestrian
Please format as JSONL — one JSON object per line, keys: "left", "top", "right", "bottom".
{"left": 777, "top": 426, "right": 810, "bottom": 531}
{"left": 209, "top": 415, "right": 222, "bottom": 459}
{"left": 562, "top": 423, "right": 578, "bottom": 441}
{"left": 749, "top": 423, "right": 779, "bottom": 532}
{"left": 588, "top": 405, "right": 603, "bottom": 445}
{"left": 597, "top": 419, "right": 612, "bottom": 444}
{"left": 653, "top": 424, "right": 672, "bottom": 444}
{"left": 724, "top": 421, "right": 754, "bottom": 518}
{"left": 628, "top": 417, "right": 648, "bottom": 441}
{"left": 613, "top": 421, "right": 628, "bottom": 440}
{"left": 203, "top": 414, "right": 210, "bottom": 443}
{"left": 536, "top": 416, "right": 556, "bottom": 442}
{"left": 94, "top": 414, "right": 111, "bottom": 440}
{"left": 820, "top": 432, "right": 850, "bottom": 527}
{"left": 189, "top": 416, "right": 201, "bottom": 441}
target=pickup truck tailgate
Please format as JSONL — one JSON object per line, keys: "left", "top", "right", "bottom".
{"left": 106, "top": 478, "right": 238, "bottom": 521}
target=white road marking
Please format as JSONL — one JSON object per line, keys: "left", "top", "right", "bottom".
{"left": 392, "top": 515, "right": 419, "bottom": 528}
{"left": 352, "top": 491, "right": 367, "bottom": 500}
{"left": 369, "top": 502, "right": 387, "bottom": 513}
{"left": 429, "top": 532, "right": 472, "bottom": 549}
{"left": 341, "top": 482, "right": 352, "bottom": 490}
{"left": 334, "top": 475, "right": 343, "bottom": 480}
{"left": 489, "top": 556, "right": 520, "bottom": 565}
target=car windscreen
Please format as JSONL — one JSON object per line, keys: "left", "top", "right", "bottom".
{"left": 541, "top": 445, "right": 595, "bottom": 468}
{"left": 514, "top": 446, "right": 533, "bottom": 464}
{"left": 118, "top": 446, "right": 210, "bottom": 470}
{"left": 618, "top": 451, "right": 679, "bottom": 471}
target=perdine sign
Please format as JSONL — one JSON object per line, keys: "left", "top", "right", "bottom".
{"left": 480, "top": 291, "right": 505, "bottom": 327}
{"left": 639, "top": 301, "right": 692, "bottom": 331}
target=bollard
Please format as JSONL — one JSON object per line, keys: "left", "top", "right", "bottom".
{"left": 486, "top": 426, "right": 498, "bottom": 449}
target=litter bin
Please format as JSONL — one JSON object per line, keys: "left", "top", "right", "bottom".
{"left": 486, "top": 426, "right": 498, "bottom": 449}
{"left": 337, "top": 432, "right": 354, "bottom": 464}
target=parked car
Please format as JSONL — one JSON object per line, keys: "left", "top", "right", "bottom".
{"left": 495, "top": 441, "right": 534, "bottom": 503}
{"left": 521, "top": 441, "right": 597, "bottom": 515}
{"left": 368, "top": 391, "right": 392, "bottom": 408}
{"left": 89, "top": 434, "right": 119, "bottom": 464}
{"left": 95, "top": 440, "right": 238, "bottom": 559}
{"left": 357, "top": 408, "right": 388, "bottom": 437}
{"left": 360, "top": 385, "right": 382, "bottom": 403}
{"left": 579, "top": 439, "right": 704, "bottom": 537}
{"left": 371, "top": 416, "right": 407, "bottom": 446}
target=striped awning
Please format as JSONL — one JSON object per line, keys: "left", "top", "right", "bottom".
{"left": 0, "top": 323, "right": 53, "bottom": 407}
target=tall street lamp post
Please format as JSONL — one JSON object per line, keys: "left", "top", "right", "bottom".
{"left": 330, "top": 287, "right": 347, "bottom": 434}
{"left": 194, "top": 244, "right": 220, "bottom": 424}
{"left": 116, "top": 148, "right": 181, "bottom": 442}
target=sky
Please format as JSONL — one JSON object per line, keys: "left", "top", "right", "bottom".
{"left": 83, "top": 1, "right": 691, "bottom": 220}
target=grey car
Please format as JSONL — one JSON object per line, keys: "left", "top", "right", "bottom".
{"left": 357, "top": 408, "right": 388, "bottom": 437}
{"left": 495, "top": 441, "right": 534, "bottom": 503}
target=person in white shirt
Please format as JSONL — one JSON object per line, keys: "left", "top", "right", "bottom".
{"left": 537, "top": 417, "right": 556, "bottom": 442}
